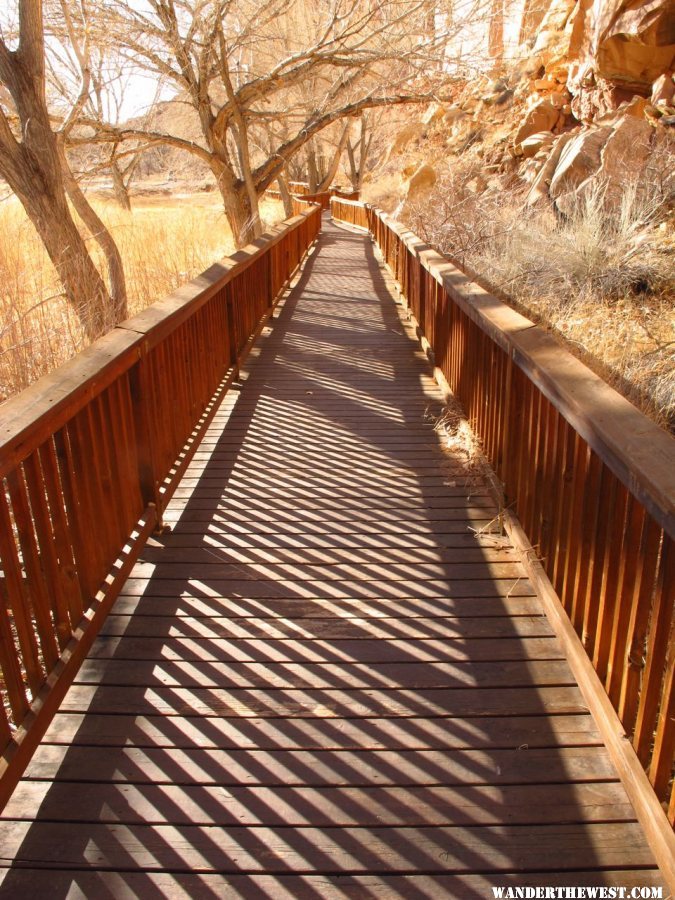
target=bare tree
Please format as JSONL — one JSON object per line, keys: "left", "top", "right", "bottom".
{"left": 0, "top": 0, "right": 120, "bottom": 339}
{"left": 346, "top": 113, "right": 373, "bottom": 192}
{"left": 76, "top": 0, "right": 455, "bottom": 247}
{"left": 48, "top": 0, "right": 128, "bottom": 317}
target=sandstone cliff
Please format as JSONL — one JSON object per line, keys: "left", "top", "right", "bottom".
{"left": 365, "top": 0, "right": 674, "bottom": 427}
{"left": 375, "top": 0, "right": 673, "bottom": 217}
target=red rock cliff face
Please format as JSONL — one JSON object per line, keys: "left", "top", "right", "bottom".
{"left": 372, "top": 0, "right": 674, "bottom": 218}
{"left": 566, "top": 0, "right": 675, "bottom": 120}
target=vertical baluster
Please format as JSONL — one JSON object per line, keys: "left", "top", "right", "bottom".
{"left": 21, "top": 453, "right": 72, "bottom": 650}
{"left": 111, "top": 376, "right": 144, "bottom": 533}
{"left": 80, "top": 403, "right": 118, "bottom": 572}
{"left": 500, "top": 361, "right": 520, "bottom": 507}
{"left": 593, "top": 482, "right": 630, "bottom": 681}
{"left": 52, "top": 430, "right": 97, "bottom": 603}
{"left": 510, "top": 373, "right": 530, "bottom": 523}
{"left": 531, "top": 396, "right": 554, "bottom": 558}
{"left": 606, "top": 498, "right": 646, "bottom": 703}
{"left": 634, "top": 535, "right": 673, "bottom": 766}
{"left": 541, "top": 411, "right": 565, "bottom": 579}
{"left": 521, "top": 387, "right": 543, "bottom": 538}
{"left": 129, "top": 357, "right": 162, "bottom": 517}
{"left": 570, "top": 450, "right": 602, "bottom": 637}
{"left": 64, "top": 415, "right": 105, "bottom": 599}
{"left": 559, "top": 435, "right": 589, "bottom": 617}
{"left": 0, "top": 573, "right": 30, "bottom": 722}
{"left": 0, "top": 690, "right": 13, "bottom": 747}
{"left": 5, "top": 468, "right": 59, "bottom": 673}
{"left": 618, "top": 517, "right": 662, "bottom": 733}
{"left": 90, "top": 394, "right": 126, "bottom": 558}
{"left": 38, "top": 439, "right": 84, "bottom": 625}
{"left": 550, "top": 423, "right": 577, "bottom": 598}
{"left": 649, "top": 595, "right": 673, "bottom": 802}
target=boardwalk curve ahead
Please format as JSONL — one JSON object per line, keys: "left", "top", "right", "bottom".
{"left": 0, "top": 218, "right": 665, "bottom": 896}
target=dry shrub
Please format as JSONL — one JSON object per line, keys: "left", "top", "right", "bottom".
{"left": 0, "top": 194, "right": 285, "bottom": 401}
{"left": 406, "top": 154, "right": 675, "bottom": 430}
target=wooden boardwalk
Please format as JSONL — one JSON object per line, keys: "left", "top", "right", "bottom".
{"left": 0, "top": 219, "right": 665, "bottom": 896}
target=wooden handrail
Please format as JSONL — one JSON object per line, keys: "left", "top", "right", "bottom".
{"left": 331, "top": 198, "right": 675, "bottom": 882}
{"left": 329, "top": 195, "right": 369, "bottom": 229}
{"left": 266, "top": 187, "right": 360, "bottom": 213}
{"left": 0, "top": 205, "right": 321, "bottom": 807}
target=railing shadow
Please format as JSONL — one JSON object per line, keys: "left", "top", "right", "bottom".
{"left": 0, "top": 219, "right": 659, "bottom": 897}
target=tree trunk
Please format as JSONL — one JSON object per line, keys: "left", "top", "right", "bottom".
{"left": 0, "top": 3, "right": 113, "bottom": 342}
{"left": 307, "top": 144, "right": 319, "bottom": 193}
{"left": 111, "top": 160, "right": 132, "bottom": 211}
{"left": 276, "top": 173, "right": 294, "bottom": 218}
{"left": 232, "top": 128, "right": 263, "bottom": 241}
{"left": 59, "top": 141, "right": 128, "bottom": 323}
{"left": 359, "top": 120, "right": 372, "bottom": 190}
{"left": 317, "top": 124, "right": 350, "bottom": 192}
{"left": 346, "top": 139, "right": 359, "bottom": 191}
{"left": 213, "top": 167, "right": 258, "bottom": 247}
{"left": 13, "top": 175, "right": 112, "bottom": 340}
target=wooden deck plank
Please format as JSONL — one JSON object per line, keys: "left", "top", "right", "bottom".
{"left": 86, "top": 635, "right": 566, "bottom": 663}
{"left": 126, "top": 560, "right": 526, "bottom": 580}
{"left": 56, "top": 684, "right": 589, "bottom": 718}
{"left": 136, "top": 544, "right": 522, "bottom": 564}
{"left": 105, "top": 594, "right": 548, "bottom": 618}
{"left": 21, "top": 745, "right": 618, "bottom": 785}
{"left": 72, "top": 658, "right": 575, "bottom": 689}
{"left": 39, "top": 712, "right": 604, "bottom": 750}
{"left": 0, "top": 822, "right": 657, "bottom": 873}
{"left": 0, "top": 870, "right": 666, "bottom": 899}
{"left": 0, "top": 216, "right": 663, "bottom": 888}
{"left": 95, "top": 615, "right": 549, "bottom": 639}
{"left": 4, "top": 782, "right": 634, "bottom": 826}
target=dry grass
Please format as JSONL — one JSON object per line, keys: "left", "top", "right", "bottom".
{"left": 0, "top": 192, "right": 285, "bottom": 401}
{"left": 406, "top": 163, "right": 675, "bottom": 430}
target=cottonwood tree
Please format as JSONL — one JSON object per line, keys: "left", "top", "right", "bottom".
{"left": 304, "top": 123, "right": 351, "bottom": 192}
{"left": 0, "top": 0, "right": 124, "bottom": 338}
{"left": 346, "top": 113, "right": 373, "bottom": 191}
{"left": 47, "top": 0, "right": 128, "bottom": 318}
{"left": 49, "top": 32, "right": 158, "bottom": 212}
{"left": 79, "top": 0, "right": 455, "bottom": 247}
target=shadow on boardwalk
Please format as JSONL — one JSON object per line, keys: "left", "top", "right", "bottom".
{"left": 0, "top": 219, "right": 662, "bottom": 897}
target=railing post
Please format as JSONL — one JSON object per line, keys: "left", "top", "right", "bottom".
{"left": 128, "top": 353, "right": 164, "bottom": 524}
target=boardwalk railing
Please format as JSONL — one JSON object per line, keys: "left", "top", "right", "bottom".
{"left": 267, "top": 185, "right": 359, "bottom": 212}
{"left": 332, "top": 196, "right": 675, "bottom": 844}
{"left": 0, "top": 206, "right": 321, "bottom": 807}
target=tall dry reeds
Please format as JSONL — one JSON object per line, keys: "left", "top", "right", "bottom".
{"left": 0, "top": 193, "right": 284, "bottom": 401}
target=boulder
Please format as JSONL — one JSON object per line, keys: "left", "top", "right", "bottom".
{"left": 530, "top": 0, "right": 578, "bottom": 58}
{"left": 443, "top": 106, "right": 467, "bottom": 125}
{"left": 519, "top": 131, "right": 557, "bottom": 158}
{"left": 567, "top": 0, "right": 675, "bottom": 120}
{"left": 652, "top": 72, "right": 675, "bottom": 107}
{"left": 548, "top": 126, "right": 613, "bottom": 199}
{"left": 526, "top": 131, "right": 579, "bottom": 204}
{"left": 388, "top": 123, "right": 425, "bottom": 158}
{"left": 551, "top": 115, "right": 654, "bottom": 214}
{"left": 548, "top": 91, "right": 569, "bottom": 109}
{"left": 520, "top": 158, "right": 545, "bottom": 183}
{"left": 598, "top": 115, "right": 653, "bottom": 195}
{"left": 406, "top": 165, "right": 436, "bottom": 197}
{"left": 514, "top": 98, "right": 562, "bottom": 144}
{"left": 399, "top": 165, "right": 437, "bottom": 218}
{"left": 422, "top": 103, "right": 446, "bottom": 125}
